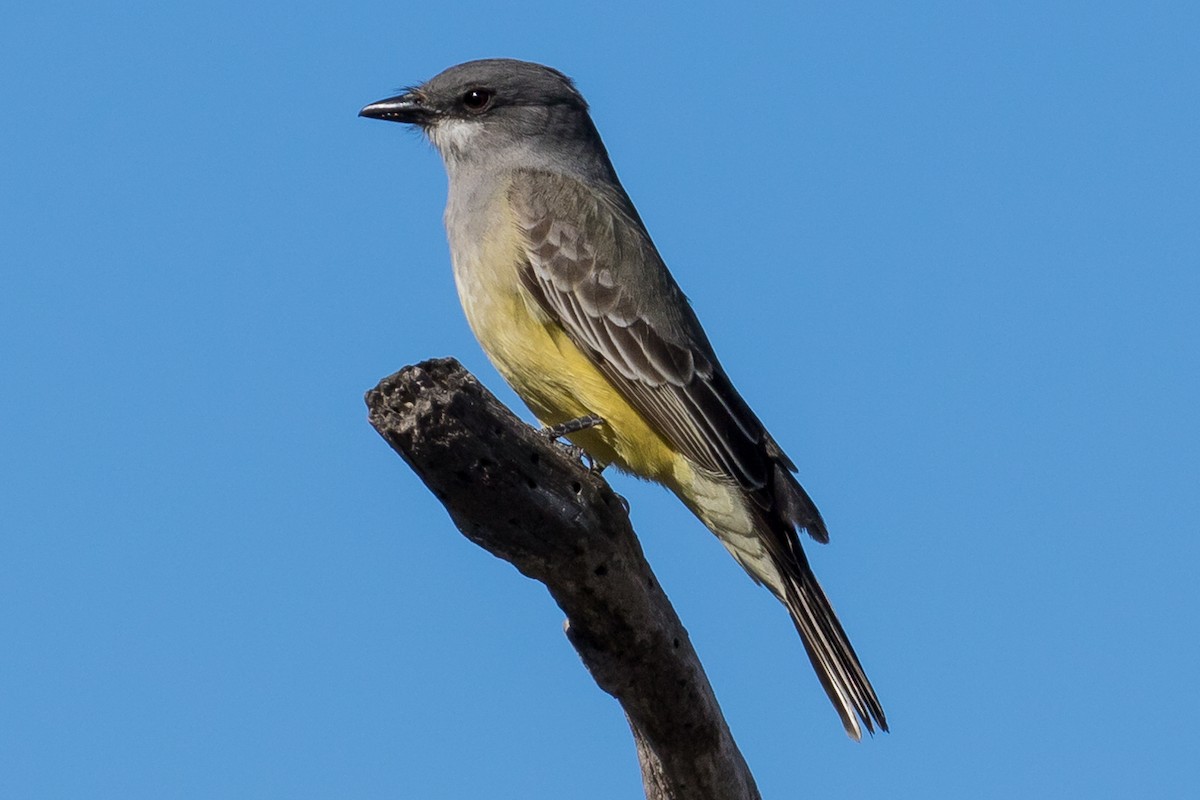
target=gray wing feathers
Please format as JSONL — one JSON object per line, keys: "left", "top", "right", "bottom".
{"left": 510, "top": 169, "right": 774, "bottom": 495}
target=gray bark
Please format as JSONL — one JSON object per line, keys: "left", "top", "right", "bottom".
{"left": 366, "top": 358, "right": 761, "bottom": 800}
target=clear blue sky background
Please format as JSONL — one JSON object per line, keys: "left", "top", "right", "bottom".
{"left": 3, "top": 2, "right": 1197, "bottom": 798}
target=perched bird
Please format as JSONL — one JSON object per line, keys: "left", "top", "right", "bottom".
{"left": 360, "top": 59, "right": 886, "bottom": 739}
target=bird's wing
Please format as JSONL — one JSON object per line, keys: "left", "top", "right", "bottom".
{"left": 508, "top": 168, "right": 780, "bottom": 503}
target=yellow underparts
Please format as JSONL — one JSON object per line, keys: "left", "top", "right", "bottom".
{"left": 466, "top": 280, "right": 779, "bottom": 590}
{"left": 479, "top": 288, "right": 681, "bottom": 484}
{"left": 448, "top": 196, "right": 679, "bottom": 484}
{"left": 449, "top": 201, "right": 772, "bottom": 589}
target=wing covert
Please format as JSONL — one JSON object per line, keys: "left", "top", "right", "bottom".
{"left": 508, "top": 169, "right": 771, "bottom": 492}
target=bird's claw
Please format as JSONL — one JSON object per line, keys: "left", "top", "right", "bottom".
{"left": 539, "top": 415, "right": 608, "bottom": 473}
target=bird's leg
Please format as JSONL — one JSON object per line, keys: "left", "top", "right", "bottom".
{"left": 539, "top": 415, "right": 608, "bottom": 473}
{"left": 541, "top": 414, "right": 606, "bottom": 439}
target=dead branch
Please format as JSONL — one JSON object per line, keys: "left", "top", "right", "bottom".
{"left": 366, "top": 358, "right": 760, "bottom": 800}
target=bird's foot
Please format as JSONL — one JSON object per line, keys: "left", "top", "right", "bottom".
{"left": 539, "top": 415, "right": 608, "bottom": 473}
{"left": 540, "top": 414, "right": 606, "bottom": 440}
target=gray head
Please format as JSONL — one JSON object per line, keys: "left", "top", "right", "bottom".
{"left": 361, "top": 59, "right": 615, "bottom": 180}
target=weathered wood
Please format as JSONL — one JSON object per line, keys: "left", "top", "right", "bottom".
{"left": 366, "top": 358, "right": 761, "bottom": 800}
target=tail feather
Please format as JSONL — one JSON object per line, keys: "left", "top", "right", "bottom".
{"left": 766, "top": 462, "right": 886, "bottom": 739}
{"left": 778, "top": 543, "right": 887, "bottom": 740}
{"left": 772, "top": 461, "right": 829, "bottom": 543}
{"left": 678, "top": 459, "right": 885, "bottom": 738}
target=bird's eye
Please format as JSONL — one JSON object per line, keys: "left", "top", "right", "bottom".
{"left": 462, "top": 89, "right": 494, "bottom": 113}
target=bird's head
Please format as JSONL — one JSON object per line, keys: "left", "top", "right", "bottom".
{"left": 360, "top": 59, "right": 604, "bottom": 174}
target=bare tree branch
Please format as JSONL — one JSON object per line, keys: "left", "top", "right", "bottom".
{"left": 366, "top": 358, "right": 761, "bottom": 800}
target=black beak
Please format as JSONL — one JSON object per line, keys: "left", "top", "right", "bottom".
{"left": 359, "top": 91, "right": 432, "bottom": 125}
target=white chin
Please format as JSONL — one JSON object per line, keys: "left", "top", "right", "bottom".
{"left": 428, "top": 118, "right": 480, "bottom": 159}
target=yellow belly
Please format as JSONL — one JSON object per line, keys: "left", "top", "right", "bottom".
{"left": 473, "top": 283, "right": 678, "bottom": 482}
{"left": 472, "top": 288, "right": 774, "bottom": 587}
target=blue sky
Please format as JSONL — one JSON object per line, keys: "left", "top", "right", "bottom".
{"left": 3, "top": 2, "right": 1198, "bottom": 797}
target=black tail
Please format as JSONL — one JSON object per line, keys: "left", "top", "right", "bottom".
{"left": 777, "top": 542, "right": 887, "bottom": 740}
{"left": 766, "top": 460, "right": 887, "bottom": 739}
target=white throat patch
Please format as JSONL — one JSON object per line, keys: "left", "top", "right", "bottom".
{"left": 427, "top": 118, "right": 484, "bottom": 162}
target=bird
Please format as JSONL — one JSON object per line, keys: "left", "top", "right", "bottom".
{"left": 360, "top": 58, "right": 886, "bottom": 739}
